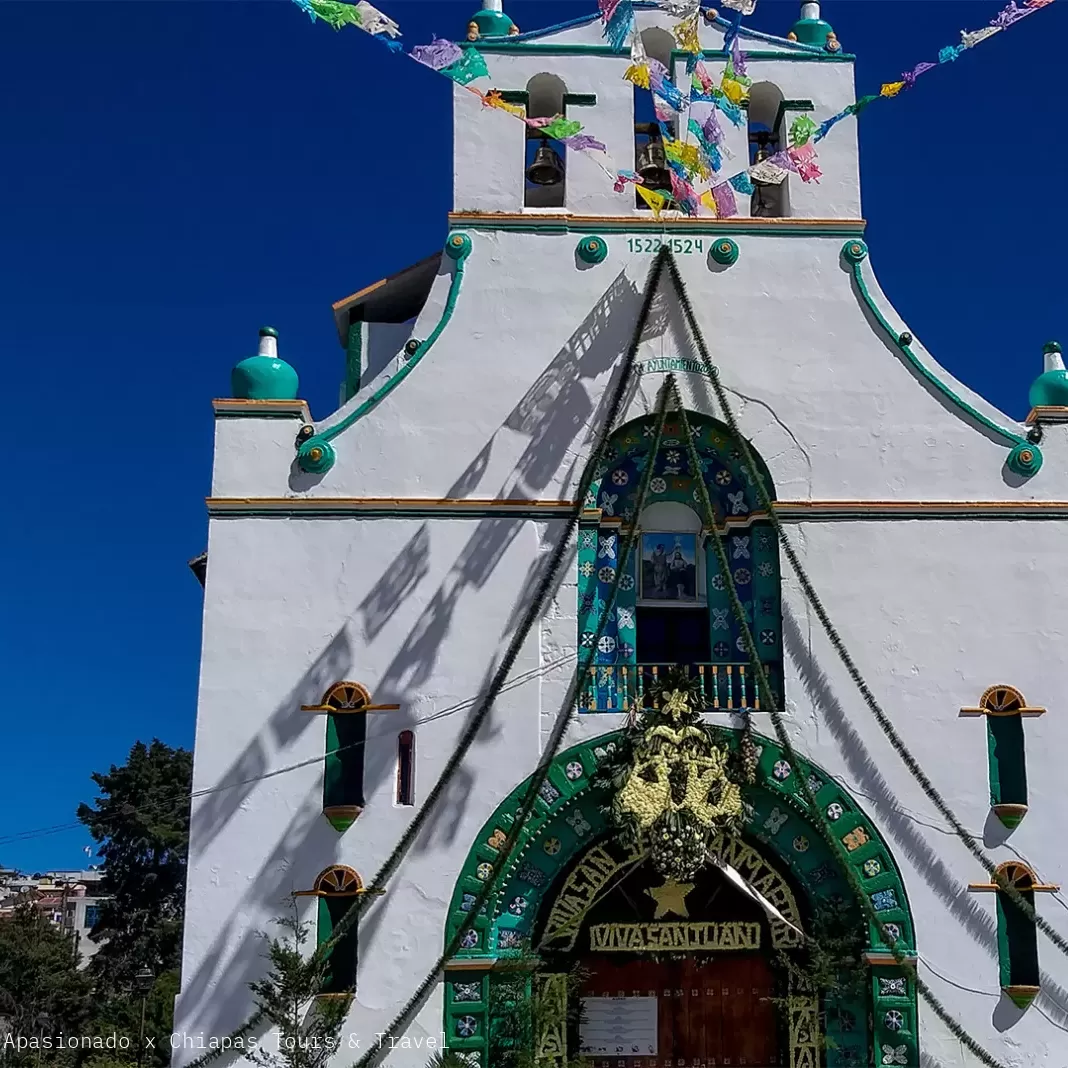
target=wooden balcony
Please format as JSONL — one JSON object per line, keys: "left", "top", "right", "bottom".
{"left": 578, "top": 662, "right": 766, "bottom": 714}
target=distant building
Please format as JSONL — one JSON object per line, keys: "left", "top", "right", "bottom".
{"left": 0, "top": 868, "right": 109, "bottom": 967}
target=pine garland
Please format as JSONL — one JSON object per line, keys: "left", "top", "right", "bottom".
{"left": 350, "top": 375, "right": 676, "bottom": 1068}
{"left": 183, "top": 248, "right": 673, "bottom": 1068}
{"left": 667, "top": 320, "right": 1008, "bottom": 1066}
{"left": 659, "top": 252, "right": 1068, "bottom": 958}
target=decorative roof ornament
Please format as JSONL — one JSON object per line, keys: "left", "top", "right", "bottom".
{"left": 467, "top": 0, "right": 518, "bottom": 41}
{"left": 1028, "top": 341, "right": 1068, "bottom": 408}
{"left": 787, "top": 1, "right": 838, "bottom": 49}
{"left": 231, "top": 327, "right": 299, "bottom": 401}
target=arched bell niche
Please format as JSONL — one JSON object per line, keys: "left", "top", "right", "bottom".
{"left": 443, "top": 730, "right": 919, "bottom": 1068}
{"left": 578, "top": 412, "right": 784, "bottom": 716}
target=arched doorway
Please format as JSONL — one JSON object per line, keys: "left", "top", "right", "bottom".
{"left": 443, "top": 730, "right": 918, "bottom": 1068}
{"left": 536, "top": 836, "right": 803, "bottom": 1065}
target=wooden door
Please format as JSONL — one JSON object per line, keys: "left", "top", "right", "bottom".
{"left": 581, "top": 953, "right": 781, "bottom": 1068}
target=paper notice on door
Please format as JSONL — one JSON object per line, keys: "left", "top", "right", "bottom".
{"left": 579, "top": 996, "right": 658, "bottom": 1057}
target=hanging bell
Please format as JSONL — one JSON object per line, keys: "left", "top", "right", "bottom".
{"left": 635, "top": 123, "right": 671, "bottom": 192}
{"left": 526, "top": 140, "right": 565, "bottom": 186}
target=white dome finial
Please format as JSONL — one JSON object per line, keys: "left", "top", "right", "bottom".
{"left": 482, "top": 0, "right": 503, "bottom": 11}
{"left": 800, "top": 1, "right": 820, "bottom": 19}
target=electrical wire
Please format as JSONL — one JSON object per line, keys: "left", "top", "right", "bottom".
{"left": 0, "top": 654, "right": 578, "bottom": 851}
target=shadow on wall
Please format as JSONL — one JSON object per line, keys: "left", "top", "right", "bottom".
{"left": 177, "top": 797, "right": 336, "bottom": 1060}
{"left": 782, "top": 602, "right": 1068, "bottom": 1027}
{"left": 189, "top": 628, "right": 353, "bottom": 858}
{"left": 179, "top": 268, "right": 668, "bottom": 1054}
{"left": 505, "top": 268, "right": 655, "bottom": 497}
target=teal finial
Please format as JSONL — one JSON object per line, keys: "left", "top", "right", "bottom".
{"left": 231, "top": 327, "right": 299, "bottom": 401}
{"left": 467, "top": 0, "right": 517, "bottom": 40}
{"left": 577, "top": 235, "right": 609, "bottom": 265}
{"left": 789, "top": 1, "right": 837, "bottom": 49}
{"left": 1028, "top": 340, "right": 1068, "bottom": 408}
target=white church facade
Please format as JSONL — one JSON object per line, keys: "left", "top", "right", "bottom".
{"left": 175, "top": 3, "right": 1068, "bottom": 1066}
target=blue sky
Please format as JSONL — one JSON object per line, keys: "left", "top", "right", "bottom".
{"left": 0, "top": 0, "right": 1062, "bottom": 873}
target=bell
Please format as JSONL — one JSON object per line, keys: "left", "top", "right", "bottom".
{"left": 637, "top": 138, "right": 671, "bottom": 192}
{"left": 635, "top": 122, "right": 671, "bottom": 192}
{"left": 526, "top": 140, "right": 564, "bottom": 186}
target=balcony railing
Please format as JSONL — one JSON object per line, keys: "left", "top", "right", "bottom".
{"left": 578, "top": 662, "right": 765, "bottom": 714}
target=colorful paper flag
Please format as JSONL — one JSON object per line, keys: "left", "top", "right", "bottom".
{"left": 961, "top": 25, "right": 1002, "bottom": 47}
{"left": 729, "top": 172, "right": 755, "bottom": 195}
{"left": 562, "top": 134, "right": 607, "bottom": 152}
{"left": 307, "top": 0, "right": 364, "bottom": 30}
{"left": 411, "top": 37, "right": 463, "bottom": 70}
{"left": 541, "top": 117, "right": 583, "bottom": 141}
{"left": 712, "top": 181, "right": 737, "bottom": 218}
{"left": 789, "top": 114, "right": 818, "bottom": 145}
{"left": 636, "top": 185, "right": 669, "bottom": 216}
{"left": 354, "top": 0, "right": 399, "bottom": 35}
{"left": 441, "top": 48, "right": 489, "bottom": 85}
{"left": 604, "top": 0, "right": 635, "bottom": 50}
{"left": 482, "top": 90, "right": 527, "bottom": 117}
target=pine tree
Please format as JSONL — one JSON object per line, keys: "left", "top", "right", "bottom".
{"left": 247, "top": 903, "right": 349, "bottom": 1068}
{"left": 0, "top": 902, "right": 92, "bottom": 1067}
{"left": 76, "top": 740, "right": 192, "bottom": 990}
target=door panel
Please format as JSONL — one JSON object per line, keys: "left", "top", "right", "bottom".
{"left": 581, "top": 953, "right": 781, "bottom": 1067}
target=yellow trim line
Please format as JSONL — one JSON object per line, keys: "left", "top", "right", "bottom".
{"left": 206, "top": 497, "right": 1068, "bottom": 519}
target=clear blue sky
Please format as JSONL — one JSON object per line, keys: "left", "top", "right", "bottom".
{"left": 0, "top": 1, "right": 1062, "bottom": 873}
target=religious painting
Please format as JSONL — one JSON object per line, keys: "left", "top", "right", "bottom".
{"left": 641, "top": 533, "right": 697, "bottom": 602}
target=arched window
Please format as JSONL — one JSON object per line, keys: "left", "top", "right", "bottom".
{"left": 635, "top": 502, "right": 708, "bottom": 688}
{"left": 579, "top": 413, "right": 783, "bottom": 714}
{"left": 396, "top": 730, "right": 415, "bottom": 806}
{"left": 317, "top": 683, "right": 371, "bottom": 833}
{"left": 747, "top": 82, "right": 790, "bottom": 218}
{"left": 960, "top": 685, "right": 1045, "bottom": 828}
{"left": 634, "top": 28, "right": 677, "bottom": 209}
{"left": 995, "top": 863, "right": 1040, "bottom": 1004}
{"left": 295, "top": 865, "right": 367, "bottom": 995}
{"left": 525, "top": 74, "right": 567, "bottom": 209}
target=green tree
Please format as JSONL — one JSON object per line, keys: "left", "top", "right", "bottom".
{"left": 247, "top": 903, "right": 350, "bottom": 1068}
{"left": 0, "top": 902, "right": 92, "bottom": 1067}
{"left": 76, "top": 739, "right": 192, "bottom": 989}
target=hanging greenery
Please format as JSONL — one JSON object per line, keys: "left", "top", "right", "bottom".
{"left": 594, "top": 667, "right": 745, "bottom": 880}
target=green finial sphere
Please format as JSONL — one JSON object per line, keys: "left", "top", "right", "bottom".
{"left": 709, "top": 238, "right": 739, "bottom": 266}
{"left": 577, "top": 235, "right": 609, "bottom": 265}
{"left": 231, "top": 355, "right": 299, "bottom": 401}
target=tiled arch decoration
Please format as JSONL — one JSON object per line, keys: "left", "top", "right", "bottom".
{"left": 578, "top": 412, "right": 784, "bottom": 710}
{"left": 444, "top": 729, "right": 918, "bottom": 1068}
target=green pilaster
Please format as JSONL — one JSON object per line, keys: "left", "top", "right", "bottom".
{"left": 344, "top": 321, "right": 362, "bottom": 402}
{"left": 577, "top": 518, "right": 599, "bottom": 709}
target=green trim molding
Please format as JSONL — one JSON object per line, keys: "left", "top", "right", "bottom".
{"left": 296, "top": 234, "right": 473, "bottom": 475}
{"left": 842, "top": 240, "right": 1042, "bottom": 479}
{"left": 443, "top": 729, "right": 918, "bottom": 1068}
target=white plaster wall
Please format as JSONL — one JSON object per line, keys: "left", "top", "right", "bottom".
{"left": 212, "top": 229, "right": 1068, "bottom": 505}
{"left": 177, "top": 505, "right": 1068, "bottom": 1064}
{"left": 174, "top": 514, "right": 554, "bottom": 1065}
{"left": 452, "top": 11, "right": 860, "bottom": 219}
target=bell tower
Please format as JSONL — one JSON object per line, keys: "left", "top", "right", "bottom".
{"left": 452, "top": 1, "right": 862, "bottom": 220}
